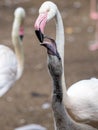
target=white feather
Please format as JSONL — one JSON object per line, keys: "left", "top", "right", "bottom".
{"left": 67, "top": 78, "right": 98, "bottom": 122}
{"left": 14, "top": 124, "right": 47, "bottom": 130}
{"left": 0, "top": 7, "right": 25, "bottom": 97}
{"left": 0, "top": 45, "right": 17, "bottom": 97}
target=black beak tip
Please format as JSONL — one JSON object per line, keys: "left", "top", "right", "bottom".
{"left": 35, "top": 29, "right": 44, "bottom": 43}
{"left": 19, "top": 35, "right": 24, "bottom": 41}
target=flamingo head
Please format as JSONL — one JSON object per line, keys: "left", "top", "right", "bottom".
{"left": 34, "top": 1, "right": 60, "bottom": 59}
{"left": 34, "top": 1, "right": 57, "bottom": 43}
{"left": 14, "top": 7, "right": 25, "bottom": 41}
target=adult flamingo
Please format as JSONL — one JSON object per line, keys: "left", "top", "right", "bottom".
{"left": 34, "top": 1, "right": 98, "bottom": 129}
{"left": 89, "top": 0, "right": 98, "bottom": 51}
{"left": 0, "top": 7, "right": 25, "bottom": 97}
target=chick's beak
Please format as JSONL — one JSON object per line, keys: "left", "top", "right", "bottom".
{"left": 41, "top": 36, "right": 61, "bottom": 60}
{"left": 34, "top": 12, "right": 47, "bottom": 43}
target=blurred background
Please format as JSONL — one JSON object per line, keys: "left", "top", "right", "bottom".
{"left": 0, "top": 0, "right": 98, "bottom": 130}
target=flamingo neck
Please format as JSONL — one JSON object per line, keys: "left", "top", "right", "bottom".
{"left": 12, "top": 18, "right": 24, "bottom": 79}
{"left": 55, "top": 9, "right": 68, "bottom": 101}
{"left": 47, "top": 55, "right": 69, "bottom": 129}
{"left": 51, "top": 68, "right": 76, "bottom": 130}
{"left": 52, "top": 72, "right": 69, "bottom": 130}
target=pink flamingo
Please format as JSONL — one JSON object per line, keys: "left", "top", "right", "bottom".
{"left": 89, "top": 0, "right": 98, "bottom": 51}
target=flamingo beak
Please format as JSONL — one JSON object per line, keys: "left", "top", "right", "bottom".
{"left": 34, "top": 12, "right": 47, "bottom": 43}
{"left": 41, "top": 36, "right": 61, "bottom": 60}
{"left": 19, "top": 35, "right": 24, "bottom": 40}
{"left": 35, "top": 29, "right": 44, "bottom": 43}
{"left": 19, "top": 27, "right": 24, "bottom": 41}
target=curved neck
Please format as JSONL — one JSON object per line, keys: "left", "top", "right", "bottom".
{"left": 12, "top": 18, "right": 24, "bottom": 79}
{"left": 55, "top": 9, "right": 68, "bottom": 100}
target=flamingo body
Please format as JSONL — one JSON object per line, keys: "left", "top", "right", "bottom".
{"left": 67, "top": 78, "right": 98, "bottom": 122}
{"left": 0, "top": 45, "right": 17, "bottom": 97}
{"left": 0, "top": 7, "right": 25, "bottom": 97}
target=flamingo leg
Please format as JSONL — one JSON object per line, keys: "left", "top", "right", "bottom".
{"left": 89, "top": 22, "right": 98, "bottom": 51}
{"left": 89, "top": 0, "right": 98, "bottom": 51}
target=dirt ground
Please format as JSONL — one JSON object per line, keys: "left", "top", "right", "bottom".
{"left": 0, "top": 0, "right": 98, "bottom": 130}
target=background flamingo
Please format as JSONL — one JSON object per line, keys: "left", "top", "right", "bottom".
{"left": 0, "top": 7, "right": 25, "bottom": 97}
